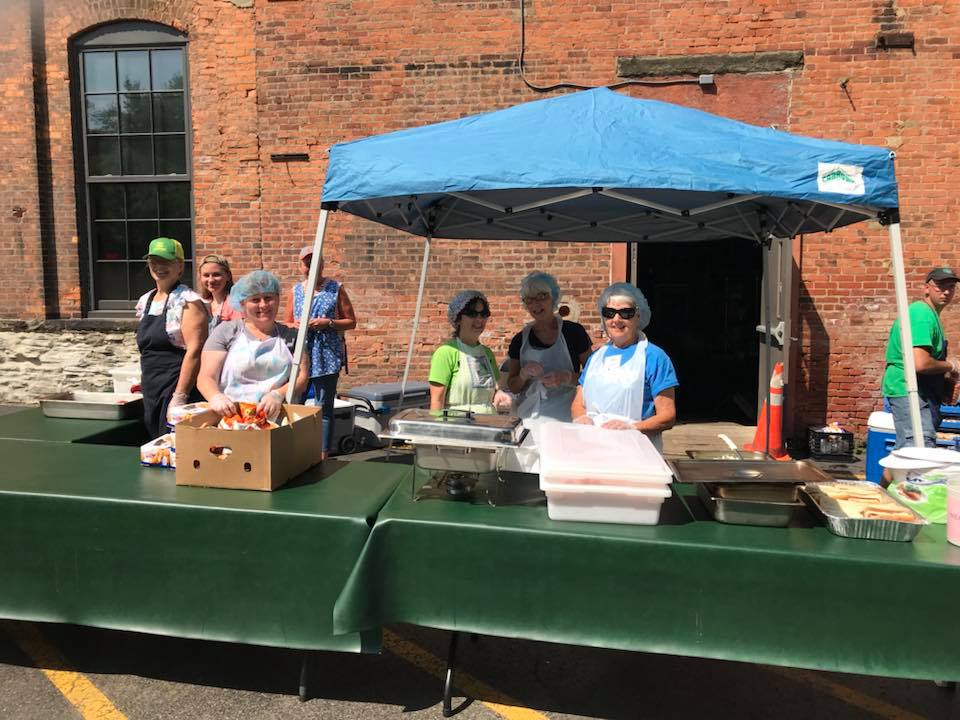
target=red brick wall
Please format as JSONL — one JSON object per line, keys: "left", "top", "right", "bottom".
{"left": 0, "top": 0, "right": 44, "bottom": 318}
{"left": 2, "top": 0, "right": 959, "bottom": 436}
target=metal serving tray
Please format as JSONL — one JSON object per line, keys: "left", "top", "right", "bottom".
{"left": 685, "top": 449, "right": 768, "bottom": 461}
{"left": 671, "top": 459, "right": 833, "bottom": 485}
{"left": 802, "top": 482, "right": 927, "bottom": 542}
{"left": 697, "top": 482, "right": 803, "bottom": 527}
{"left": 39, "top": 392, "right": 144, "bottom": 420}
{"left": 382, "top": 408, "right": 525, "bottom": 448}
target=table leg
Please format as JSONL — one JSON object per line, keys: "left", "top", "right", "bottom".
{"left": 442, "top": 632, "right": 473, "bottom": 717}
{"left": 299, "top": 652, "right": 310, "bottom": 702}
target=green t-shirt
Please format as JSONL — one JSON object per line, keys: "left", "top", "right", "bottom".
{"left": 881, "top": 300, "right": 946, "bottom": 397}
{"left": 428, "top": 339, "right": 500, "bottom": 412}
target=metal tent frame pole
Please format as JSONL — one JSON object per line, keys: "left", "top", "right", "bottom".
{"left": 286, "top": 208, "right": 329, "bottom": 404}
{"left": 400, "top": 235, "right": 432, "bottom": 400}
{"left": 887, "top": 222, "right": 925, "bottom": 447}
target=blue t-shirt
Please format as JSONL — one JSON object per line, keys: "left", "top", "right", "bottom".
{"left": 578, "top": 341, "right": 679, "bottom": 420}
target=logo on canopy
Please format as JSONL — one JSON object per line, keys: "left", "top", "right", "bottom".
{"left": 817, "top": 162, "right": 865, "bottom": 195}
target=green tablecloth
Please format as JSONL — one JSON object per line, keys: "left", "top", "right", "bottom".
{"left": 335, "top": 472, "right": 960, "bottom": 680}
{"left": 0, "top": 442, "right": 404, "bottom": 652}
{"left": 0, "top": 408, "right": 148, "bottom": 446}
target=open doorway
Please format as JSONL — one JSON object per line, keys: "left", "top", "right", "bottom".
{"left": 634, "top": 239, "right": 762, "bottom": 423}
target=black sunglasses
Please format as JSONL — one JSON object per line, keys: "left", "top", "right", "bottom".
{"left": 601, "top": 306, "right": 638, "bottom": 320}
{"left": 461, "top": 308, "right": 491, "bottom": 318}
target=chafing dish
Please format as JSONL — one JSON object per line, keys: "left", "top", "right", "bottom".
{"left": 802, "top": 481, "right": 927, "bottom": 542}
{"left": 381, "top": 408, "right": 525, "bottom": 448}
{"left": 671, "top": 459, "right": 834, "bottom": 485}
{"left": 697, "top": 483, "right": 804, "bottom": 527}
{"left": 39, "top": 392, "right": 143, "bottom": 420}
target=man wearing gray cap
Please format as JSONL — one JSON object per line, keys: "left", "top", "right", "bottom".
{"left": 881, "top": 266, "right": 960, "bottom": 463}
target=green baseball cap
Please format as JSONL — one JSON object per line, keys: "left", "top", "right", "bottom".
{"left": 144, "top": 237, "right": 184, "bottom": 261}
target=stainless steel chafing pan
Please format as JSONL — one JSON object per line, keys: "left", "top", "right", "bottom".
{"left": 381, "top": 408, "right": 526, "bottom": 448}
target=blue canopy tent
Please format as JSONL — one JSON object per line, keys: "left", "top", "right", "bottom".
{"left": 288, "top": 88, "right": 924, "bottom": 448}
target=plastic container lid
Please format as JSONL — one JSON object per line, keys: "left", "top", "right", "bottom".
{"left": 538, "top": 422, "right": 673, "bottom": 487}
{"left": 878, "top": 454, "right": 945, "bottom": 471}
{"left": 892, "top": 446, "right": 960, "bottom": 464}
{"left": 867, "top": 411, "right": 895, "bottom": 431}
{"left": 540, "top": 478, "right": 671, "bottom": 497}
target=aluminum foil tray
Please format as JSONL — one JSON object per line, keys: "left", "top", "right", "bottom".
{"left": 382, "top": 408, "right": 525, "bottom": 448}
{"left": 697, "top": 482, "right": 802, "bottom": 527}
{"left": 802, "top": 482, "right": 927, "bottom": 542}
{"left": 39, "top": 392, "right": 144, "bottom": 420}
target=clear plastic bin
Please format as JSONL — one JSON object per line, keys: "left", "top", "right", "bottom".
{"left": 538, "top": 422, "right": 673, "bottom": 488}
{"left": 540, "top": 479, "right": 671, "bottom": 524}
{"left": 110, "top": 365, "right": 141, "bottom": 394}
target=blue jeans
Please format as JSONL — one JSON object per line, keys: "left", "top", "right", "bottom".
{"left": 311, "top": 374, "right": 339, "bottom": 453}
{"left": 887, "top": 393, "right": 940, "bottom": 449}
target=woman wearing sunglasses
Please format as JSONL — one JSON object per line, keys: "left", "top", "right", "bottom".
{"left": 504, "top": 272, "right": 593, "bottom": 423}
{"left": 572, "top": 282, "right": 678, "bottom": 450}
{"left": 429, "top": 290, "right": 513, "bottom": 414}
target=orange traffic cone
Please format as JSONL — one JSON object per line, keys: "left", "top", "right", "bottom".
{"left": 745, "top": 361, "right": 790, "bottom": 461}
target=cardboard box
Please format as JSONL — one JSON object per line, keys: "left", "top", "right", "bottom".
{"left": 175, "top": 405, "right": 323, "bottom": 491}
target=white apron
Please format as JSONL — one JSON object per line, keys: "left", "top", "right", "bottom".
{"left": 582, "top": 335, "right": 662, "bottom": 450}
{"left": 447, "top": 338, "right": 497, "bottom": 414}
{"left": 516, "top": 317, "right": 576, "bottom": 423}
{"left": 220, "top": 327, "right": 295, "bottom": 407}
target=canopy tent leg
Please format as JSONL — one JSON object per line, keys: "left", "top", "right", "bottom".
{"left": 761, "top": 237, "right": 773, "bottom": 455}
{"left": 286, "top": 209, "right": 329, "bottom": 404}
{"left": 400, "top": 235, "right": 432, "bottom": 399}
{"left": 887, "top": 222, "right": 925, "bottom": 447}
{"left": 441, "top": 631, "right": 472, "bottom": 717}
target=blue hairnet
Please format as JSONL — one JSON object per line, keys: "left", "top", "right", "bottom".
{"left": 519, "top": 271, "right": 560, "bottom": 306}
{"left": 598, "top": 282, "right": 651, "bottom": 330}
{"left": 229, "top": 270, "right": 281, "bottom": 308}
{"left": 447, "top": 289, "right": 488, "bottom": 326}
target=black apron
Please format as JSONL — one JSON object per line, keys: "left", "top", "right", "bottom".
{"left": 137, "top": 286, "right": 187, "bottom": 439}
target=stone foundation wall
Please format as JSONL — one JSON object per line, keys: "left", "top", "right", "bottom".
{"left": 0, "top": 328, "right": 139, "bottom": 404}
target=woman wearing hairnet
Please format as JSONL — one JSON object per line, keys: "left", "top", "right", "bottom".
{"left": 429, "top": 290, "right": 513, "bottom": 414}
{"left": 505, "top": 272, "right": 593, "bottom": 423}
{"left": 197, "top": 270, "right": 309, "bottom": 420}
{"left": 571, "top": 282, "right": 678, "bottom": 450}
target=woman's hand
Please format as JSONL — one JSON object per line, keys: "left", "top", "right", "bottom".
{"left": 541, "top": 369, "right": 574, "bottom": 388}
{"left": 257, "top": 390, "right": 284, "bottom": 420}
{"left": 210, "top": 392, "right": 237, "bottom": 417}
{"left": 169, "top": 391, "right": 189, "bottom": 408}
{"left": 573, "top": 415, "right": 594, "bottom": 425}
{"left": 600, "top": 418, "right": 634, "bottom": 430}
{"left": 308, "top": 317, "right": 333, "bottom": 330}
{"left": 492, "top": 390, "right": 513, "bottom": 411}
{"left": 519, "top": 362, "right": 544, "bottom": 381}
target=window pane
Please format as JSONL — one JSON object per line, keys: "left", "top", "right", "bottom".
{"left": 126, "top": 183, "right": 157, "bottom": 219}
{"left": 121, "top": 136, "right": 153, "bottom": 175}
{"left": 93, "top": 222, "right": 126, "bottom": 260}
{"left": 119, "top": 93, "right": 151, "bottom": 133}
{"left": 158, "top": 220, "right": 191, "bottom": 257}
{"left": 180, "top": 262, "right": 194, "bottom": 289}
{"left": 117, "top": 50, "right": 150, "bottom": 91}
{"left": 87, "top": 137, "right": 120, "bottom": 176}
{"left": 83, "top": 52, "right": 116, "bottom": 93}
{"left": 94, "top": 262, "right": 127, "bottom": 300}
{"left": 89, "top": 184, "right": 124, "bottom": 219}
{"left": 152, "top": 93, "right": 185, "bottom": 132}
{"left": 128, "top": 220, "right": 159, "bottom": 259}
{"left": 151, "top": 49, "right": 184, "bottom": 90}
{"left": 158, "top": 183, "right": 190, "bottom": 218}
{"left": 129, "top": 263, "right": 155, "bottom": 299}
{"left": 154, "top": 135, "right": 186, "bottom": 175}
{"left": 85, "top": 95, "right": 118, "bottom": 134}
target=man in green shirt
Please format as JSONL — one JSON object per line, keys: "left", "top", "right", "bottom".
{"left": 881, "top": 266, "right": 960, "bottom": 454}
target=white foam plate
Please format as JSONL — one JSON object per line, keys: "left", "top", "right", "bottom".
{"left": 892, "top": 446, "right": 960, "bottom": 464}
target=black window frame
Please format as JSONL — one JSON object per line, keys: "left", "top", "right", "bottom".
{"left": 70, "top": 22, "right": 194, "bottom": 316}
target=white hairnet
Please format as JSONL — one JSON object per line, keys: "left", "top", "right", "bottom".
{"left": 598, "top": 282, "right": 651, "bottom": 330}
{"left": 519, "top": 271, "right": 560, "bottom": 306}
{"left": 230, "top": 270, "right": 281, "bottom": 308}
{"left": 447, "top": 289, "right": 488, "bottom": 326}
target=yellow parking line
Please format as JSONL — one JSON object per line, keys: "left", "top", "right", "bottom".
{"left": 383, "top": 629, "right": 548, "bottom": 720}
{"left": 2, "top": 621, "right": 127, "bottom": 720}
{"left": 767, "top": 666, "right": 928, "bottom": 720}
